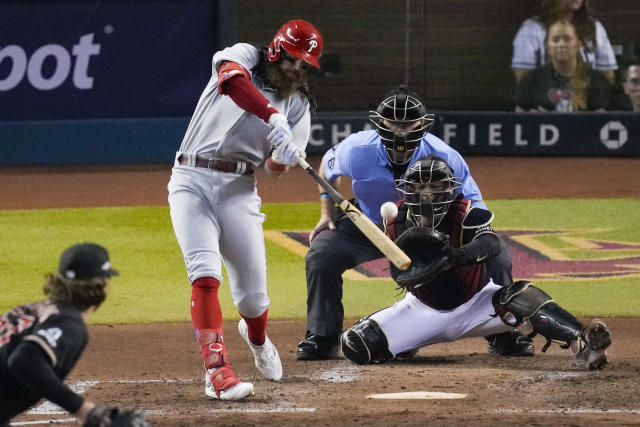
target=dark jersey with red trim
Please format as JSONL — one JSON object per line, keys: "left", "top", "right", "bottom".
{"left": 386, "top": 197, "right": 496, "bottom": 310}
{"left": 0, "top": 300, "right": 88, "bottom": 415}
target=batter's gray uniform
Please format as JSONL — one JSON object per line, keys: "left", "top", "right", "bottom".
{"left": 168, "top": 43, "right": 310, "bottom": 318}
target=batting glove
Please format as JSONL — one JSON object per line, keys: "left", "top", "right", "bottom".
{"left": 267, "top": 113, "right": 292, "bottom": 148}
{"left": 272, "top": 141, "right": 306, "bottom": 166}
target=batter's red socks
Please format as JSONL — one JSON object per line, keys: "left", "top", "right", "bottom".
{"left": 240, "top": 309, "right": 268, "bottom": 346}
{"left": 191, "top": 277, "right": 222, "bottom": 331}
{"left": 191, "top": 277, "right": 228, "bottom": 370}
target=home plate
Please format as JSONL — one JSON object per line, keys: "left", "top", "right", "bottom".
{"left": 367, "top": 391, "right": 468, "bottom": 400}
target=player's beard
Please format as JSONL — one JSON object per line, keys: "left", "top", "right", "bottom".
{"left": 266, "top": 64, "right": 307, "bottom": 99}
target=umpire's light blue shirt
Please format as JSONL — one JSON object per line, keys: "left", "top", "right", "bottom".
{"left": 322, "top": 130, "right": 485, "bottom": 224}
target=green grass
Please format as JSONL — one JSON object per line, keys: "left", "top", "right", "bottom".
{"left": 1, "top": 198, "right": 638, "bottom": 323}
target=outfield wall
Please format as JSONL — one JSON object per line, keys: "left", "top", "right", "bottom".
{"left": 1, "top": 112, "right": 638, "bottom": 166}
{"left": 1, "top": 1, "right": 638, "bottom": 166}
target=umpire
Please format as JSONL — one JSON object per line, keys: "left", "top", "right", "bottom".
{"left": 0, "top": 243, "right": 147, "bottom": 426}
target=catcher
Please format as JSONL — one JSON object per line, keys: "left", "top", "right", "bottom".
{"left": 340, "top": 155, "right": 611, "bottom": 371}
{"left": 0, "top": 243, "right": 149, "bottom": 427}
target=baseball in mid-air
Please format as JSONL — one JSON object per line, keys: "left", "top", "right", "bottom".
{"left": 380, "top": 201, "right": 398, "bottom": 220}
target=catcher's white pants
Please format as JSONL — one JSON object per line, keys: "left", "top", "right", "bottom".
{"left": 168, "top": 164, "right": 269, "bottom": 318}
{"left": 370, "top": 281, "right": 512, "bottom": 355}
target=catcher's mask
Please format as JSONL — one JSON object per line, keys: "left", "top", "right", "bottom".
{"left": 369, "top": 85, "right": 435, "bottom": 165}
{"left": 395, "top": 155, "right": 461, "bottom": 228}
{"left": 268, "top": 19, "right": 323, "bottom": 69}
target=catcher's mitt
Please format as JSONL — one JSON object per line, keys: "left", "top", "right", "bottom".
{"left": 84, "top": 405, "right": 150, "bottom": 427}
{"left": 390, "top": 226, "right": 452, "bottom": 291}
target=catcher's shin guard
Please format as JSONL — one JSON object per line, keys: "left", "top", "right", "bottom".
{"left": 340, "top": 318, "right": 393, "bottom": 365}
{"left": 492, "top": 280, "right": 583, "bottom": 351}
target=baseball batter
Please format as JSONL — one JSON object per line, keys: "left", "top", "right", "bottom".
{"left": 298, "top": 85, "right": 532, "bottom": 361}
{"left": 0, "top": 243, "right": 148, "bottom": 426}
{"left": 168, "top": 20, "right": 323, "bottom": 401}
{"left": 340, "top": 156, "right": 612, "bottom": 371}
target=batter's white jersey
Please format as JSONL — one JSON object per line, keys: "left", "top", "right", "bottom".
{"left": 168, "top": 43, "right": 311, "bottom": 318}
{"left": 178, "top": 43, "right": 311, "bottom": 166}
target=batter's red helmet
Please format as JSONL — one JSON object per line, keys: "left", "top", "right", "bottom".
{"left": 268, "top": 20, "right": 323, "bottom": 69}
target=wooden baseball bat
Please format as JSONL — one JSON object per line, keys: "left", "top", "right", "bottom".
{"left": 297, "top": 156, "right": 411, "bottom": 270}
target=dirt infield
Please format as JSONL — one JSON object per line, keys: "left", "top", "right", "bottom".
{"left": 57, "top": 319, "right": 640, "bottom": 426}
{"left": 3, "top": 157, "right": 640, "bottom": 426}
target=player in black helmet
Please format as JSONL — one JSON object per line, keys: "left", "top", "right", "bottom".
{"left": 298, "top": 85, "right": 531, "bottom": 361}
{"left": 340, "top": 155, "right": 611, "bottom": 371}
{"left": 0, "top": 243, "right": 148, "bottom": 427}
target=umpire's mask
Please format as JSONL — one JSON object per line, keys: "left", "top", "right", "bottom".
{"left": 395, "top": 155, "right": 461, "bottom": 228}
{"left": 369, "top": 85, "right": 435, "bottom": 165}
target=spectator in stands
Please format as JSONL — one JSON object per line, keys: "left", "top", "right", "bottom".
{"left": 514, "top": 19, "right": 610, "bottom": 112}
{"left": 622, "top": 60, "right": 640, "bottom": 112}
{"left": 512, "top": 0, "right": 617, "bottom": 84}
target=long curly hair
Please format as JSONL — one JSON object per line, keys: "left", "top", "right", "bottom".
{"left": 43, "top": 273, "right": 108, "bottom": 311}
{"left": 538, "top": 0, "right": 596, "bottom": 49}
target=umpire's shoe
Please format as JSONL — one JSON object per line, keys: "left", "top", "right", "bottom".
{"left": 487, "top": 330, "right": 535, "bottom": 357}
{"left": 297, "top": 333, "right": 339, "bottom": 360}
{"left": 238, "top": 319, "right": 283, "bottom": 381}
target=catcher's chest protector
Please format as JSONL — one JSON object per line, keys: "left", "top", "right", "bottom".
{"left": 383, "top": 202, "right": 410, "bottom": 242}
{"left": 414, "top": 198, "right": 488, "bottom": 310}
{"left": 449, "top": 197, "right": 469, "bottom": 246}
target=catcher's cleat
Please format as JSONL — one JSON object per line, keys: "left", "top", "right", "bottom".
{"left": 487, "top": 330, "right": 535, "bottom": 357}
{"left": 238, "top": 319, "right": 282, "bottom": 381}
{"left": 296, "top": 334, "right": 340, "bottom": 361}
{"left": 395, "top": 348, "right": 420, "bottom": 360}
{"left": 205, "top": 366, "right": 254, "bottom": 401}
{"left": 575, "top": 319, "right": 611, "bottom": 370}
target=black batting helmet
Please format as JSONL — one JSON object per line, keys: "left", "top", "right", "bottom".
{"left": 369, "top": 85, "right": 435, "bottom": 165}
{"left": 395, "top": 155, "right": 461, "bottom": 228}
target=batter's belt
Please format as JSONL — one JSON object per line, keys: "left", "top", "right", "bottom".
{"left": 177, "top": 154, "right": 254, "bottom": 175}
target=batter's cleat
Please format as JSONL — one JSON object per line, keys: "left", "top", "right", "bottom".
{"left": 205, "top": 366, "right": 254, "bottom": 401}
{"left": 575, "top": 319, "right": 611, "bottom": 370}
{"left": 487, "top": 330, "right": 535, "bottom": 357}
{"left": 238, "top": 319, "right": 282, "bottom": 381}
{"left": 296, "top": 333, "right": 340, "bottom": 361}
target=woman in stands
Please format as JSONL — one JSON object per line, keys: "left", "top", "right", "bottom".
{"left": 512, "top": 0, "right": 617, "bottom": 84}
{"left": 514, "top": 19, "right": 610, "bottom": 112}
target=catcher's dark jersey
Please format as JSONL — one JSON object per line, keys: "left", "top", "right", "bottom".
{"left": 0, "top": 300, "right": 88, "bottom": 421}
{"left": 409, "top": 198, "right": 496, "bottom": 310}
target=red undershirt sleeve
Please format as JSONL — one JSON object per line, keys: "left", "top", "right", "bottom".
{"left": 217, "top": 61, "right": 279, "bottom": 123}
